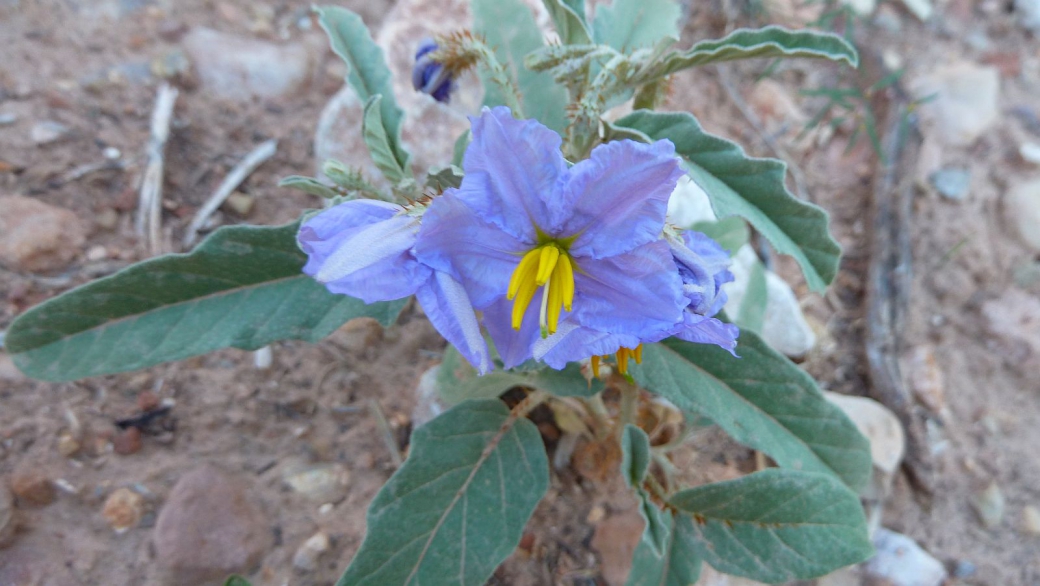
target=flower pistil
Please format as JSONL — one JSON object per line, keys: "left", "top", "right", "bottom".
{"left": 507, "top": 243, "right": 575, "bottom": 336}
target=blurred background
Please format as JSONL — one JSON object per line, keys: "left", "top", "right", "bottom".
{"left": 0, "top": 0, "right": 1039, "bottom": 584}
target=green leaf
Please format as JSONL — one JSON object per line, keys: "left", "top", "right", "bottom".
{"left": 472, "top": 0, "right": 569, "bottom": 132}
{"left": 5, "top": 223, "right": 406, "bottom": 382}
{"left": 658, "top": 26, "right": 858, "bottom": 75}
{"left": 621, "top": 424, "right": 651, "bottom": 488}
{"left": 625, "top": 514, "right": 703, "bottom": 586}
{"left": 323, "top": 160, "right": 384, "bottom": 199}
{"left": 542, "top": 0, "right": 592, "bottom": 45}
{"left": 223, "top": 577, "right": 252, "bottom": 586}
{"left": 278, "top": 175, "right": 340, "bottom": 199}
{"left": 362, "top": 95, "right": 411, "bottom": 184}
{"left": 616, "top": 110, "right": 841, "bottom": 291}
{"left": 425, "top": 165, "right": 465, "bottom": 192}
{"left": 631, "top": 332, "right": 872, "bottom": 491}
{"left": 336, "top": 399, "right": 549, "bottom": 586}
{"left": 317, "top": 6, "right": 410, "bottom": 171}
{"left": 437, "top": 345, "right": 603, "bottom": 406}
{"left": 670, "top": 469, "right": 873, "bottom": 582}
{"left": 592, "top": 0, "right": 681, "bottom": 53}
{"left": 735, "top": 257, "right": 768, "bottom": 333}
{"left": 690, "top": 217, "right": 750, "bottom": 254}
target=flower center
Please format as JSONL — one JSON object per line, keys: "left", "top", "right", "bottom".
{"left": 507, "top": 242, "right": 575, "bottom": 336}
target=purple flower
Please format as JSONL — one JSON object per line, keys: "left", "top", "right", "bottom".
{"left": 415, "top": 107, "right": 688, "bottom": 368}
{"left": 299, "top": 199, "right": 490, "bottom": 373}
{"left": 412, "top": 39, "right": 454, "bottom": 103}
{"left": 533, "top": 229, "right": 739, "bottom": 370}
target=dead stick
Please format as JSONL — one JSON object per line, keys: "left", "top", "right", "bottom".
{"left": 181, "top": 139, "right": 278, "bottom": 248}
{"left": 865, "top": 96, "right": 934, "bottom": 493}
{"left": 136, "top": 84, "right": 178, "bottom": 255}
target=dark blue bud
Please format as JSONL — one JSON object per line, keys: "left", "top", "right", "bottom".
{"left": 412, "top": 38, "right": 454, "bottom": 103}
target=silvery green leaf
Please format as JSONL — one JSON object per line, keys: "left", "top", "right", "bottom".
{"left": 437, "top": 345, "right": 602, "bottom": 405}
{"left": 524, "top": 44, "right": 601, "bottom": 72}
{"left": 336, "top": 399, "right": 549, "bottom": 586}
{"left": 541, "top": 0, "right": 592, "bottom": 45}
{"left": 670, "top": 469, "right": 873, "bottom": 582}
{"left": 279, "top": 175, "right": 340, "bottom": 199}
{"left": 615, "top": 110, "right": 841, "bottom": 291}
{"left": 625, "top": 514, "right": 702, "bottom": 586}
{"left": 473, "top": 0, "right": 569, "bottom": 132}
{"left": 592, "top": 0, "right": 681, "bottom": 53}
{"left": 362, "top": 95, "right": 411, "bottom": 184}
{"left": 317, "top": 6, "right": 410, "bottom": 171}
{"left": 632, "top": 332, "right": 872, "bottom": 491}
{"left": 621, "top": 424, "right": 670, "bottom": 557}
{"left": 659, "top": 26, "right": 858, "bottom": 76}
{"left": 425, "top": 165, "right": 464, "bottom": 191}
{"left": 690, "top": 217, "right": 750, "bottom": 254}
{"left": 5, "top": 223, "right": 405, "bottom": 382}
{"left": 735, "top": 256, "right": 768, "bottom": 333}
{"left": 323, "top": 160, "right": 383, "bottom": 198}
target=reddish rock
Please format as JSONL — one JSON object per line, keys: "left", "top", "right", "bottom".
{"left": 9, "top": 470, "right": 55, "bottom": 507}
{"left": 154, "top": 465, "right": 271, "bottom": 583}
{"left": 0, "top": 195, "right": 86, "bottom": 272}
{"left": 113, "top": 428, "right": 143, "bottom": 456}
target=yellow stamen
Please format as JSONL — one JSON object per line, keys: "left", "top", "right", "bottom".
{"left": 535, "top": 245, "right": 560, "bottom": 286}
{"left": 634, "top": 344, "right": 643, "bottom": 364}
{"left": 508, "top": 248, "right": 541, "bottom": 300}
{"left": 510, "top": 273, "right": 538, "bottom": 329}
{"left": 616, "top": 348, "right": 631, "bottom": 375}
{"left": 557, "top": 253, "right": 574, "bottom": 311}
{"left": 590, "top": 355, "right": 601, "bottom": 378}
{"left": 546, "top": 261, "right": 565, "bottom": 335}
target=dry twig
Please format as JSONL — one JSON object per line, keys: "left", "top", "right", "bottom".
{"left": 136, "top": 84, "right": 178, "bottom": 255}
{"left": 181, "top": 139, "right": 278, "bottom": 248}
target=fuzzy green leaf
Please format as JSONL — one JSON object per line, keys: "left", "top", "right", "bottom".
{"left": 336, "top": 399, "right": 549, "bottom": 586}
{"left": 473, "top": 0, "right": 569, "bottom": 132}
{"left": 621, "top": 424, "right": 671, "bottom": 557}
{"left": 690, "top": 217, "right": 750, "bottom": 255}
{"left": 425, "top": 165, "right": 464, "bottom": 192}
{"left": 362, "top": 95, "right": 411, "bottom": 183}
{"left": 279, "top": 175, "right": 340, "bottom": 199}
{"left": 592, "top": 0, "right": 681, "bottom": 53}
{"left": 631, "top": 332, "right": 872, "bottom": 491}
{"left": 625, "top": 514, "right": 703, "bottom": 586}
{"left": 616, "top": 110, "right": 841, "bottom": 291}
{"left": 542, "top": 0, "right": 592, "bottom": 45}
{"left": 223, "top": 577, "right": 252, "bottom": 586}
{"left": 5, "top": 223, "right": 405, "bottom": 382}
{"left": 735, "top": 257, "right": 768, "bottom": 333}
{"left": 317, "top": 6, "right": 410, "bottom": 171}
{"left": 670, "top": 469, "right": 873, "bottom": 582}
{"left": 659, "top": 26, "right": 858, "bottom": 75}
{"left": 437, "top": 345, "right": 602, "bottom": 406}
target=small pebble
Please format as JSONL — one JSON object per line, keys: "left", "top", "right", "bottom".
{"left": 103, "top": 146, "right": 121, "bottom": 160}
{"left": 1021, "top": 142, "right": 1040, "bottom": 165}
{"left": 95, "top": 208, "right": 120, "bottom": 231}
{"left": 950, "top": 559, "right": 977, "bottom": 578}
{"left": 113, "top": 427, "right": 143, "bottom": 456}
{"left": 930, "top": 168, "right": 971, "bottom": 200}
{"left": 102, "top": 488, "right": 145, "bottom": 533}
{"left": 223, "top": 192, "right": 255, "bottom": 217}
{"left": 10, "top": 470, "right": 56, "bottom": 506}
{"left": 0, "top": 113, "right": 17, "bottom": 126}
{"left": 30, "top": 120, "right": 70, "bottom": 145}
{"left": 292, "top": 532, "right": 330, "bottom": 572}
{"left": 57, "top": 431, "right": 81, "bottom": 457}
{"left": 1022, "top": 505, "right": 1040, "bottom": 535}
{"left": 971, "top": 482, "right": 1005, "bottom": 529}
{"left": 136, "top": 390, "right": 161, "bottom": 412}
{"left": 86, "top": 245, "right": 107, "bottom": 262}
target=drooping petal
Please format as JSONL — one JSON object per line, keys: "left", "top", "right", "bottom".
{"left": 481, "top": 297, "right": 541, "bottom": 369}
{"left": 416, "top": 272, "right": 492, "bottom": 374}
{"left": 533, "top": 321, "right": 642, "bottom": 370}
{"left": 415, "top": 191, "right": 527, "bottom": 309}
{"left": 299, "top": 200, "right": 430, "bottom": 303}
{"left": 569, "top": 239, "right": 686, "bottom": 338}
{"left": 670, "top": 230, "right": 734, "bottom": 317}
{"left": 454, "top": 107, "right": 567, "bottom": 241}
{"left": 557, "top": 139, "right": 684, "bottom": 259}
{"left": 668, "top": 313, "right": 740, "bottom": 355}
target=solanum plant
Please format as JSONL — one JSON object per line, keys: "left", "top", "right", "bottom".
{"left": 4, "top": 1, "right": 876, "bottom": 584}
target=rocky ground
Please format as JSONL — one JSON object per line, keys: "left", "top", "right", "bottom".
{"left": 1, "top": 0, "right": 1040, "bottom": 585}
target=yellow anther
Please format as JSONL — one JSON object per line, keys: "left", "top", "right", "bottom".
{"left": 546, "top": 262, "right": 565, "bottom": 335}
{"left": 616, "top": 348, "right": 630, "bottom": 375}
{"left": 590, "top": 355, "right": 601, "bottom": 378}
{"left": 511, "top": 275, "right": 538, "bottom": 329}
{"left": 634, "top": 344, "right": 643, "bottom": 364}
{"left": 535, "top": 245, "right": 560, "bottom": 286}
{"left": 557, "top": 253, "right": 574, "bottom": 311}
{"left": 508, "top": 248, "right": 541, "bottom": 300}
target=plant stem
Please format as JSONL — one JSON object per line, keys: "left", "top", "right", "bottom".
{"left": 619, "top": 382, "right": 638, "bottom": 429}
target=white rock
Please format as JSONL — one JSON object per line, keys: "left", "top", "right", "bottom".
{"left": 900, "top": 0, "right": 934, "bottom": 20}
{"left": 843, "top": 0, "right": 877, "bottom": 16}
{"left": 1006, "top": 178, "right": 1040, "bottom": 251}
{"left": 666, "top": 176, "right": 717, "bottom": 228}
{"left": 282, "top": 462, "right": 351, "bottom": 503}
{"left": 1020, "top": 143, "right": 1040, "bottom": 165}
{"left": 1016, "top": 0, "right": 1040, "bottom": 31}
{"left": 411, "top": 365, "right": 446, "bottom": 428}
{"left": 864, "top": 528, "right": 947, "bottom": 586}
{"left": 30, "top": 120, "right": 70, "bottom": 145}
{"left": 911, "top": 63, "right": 1000, "bottom": 147}
{"left": 183, "top": 28, "right": 312, "bottom": 100}
{"left": 824, "top": 392, "right": 905, "bottom": 475}
{"left": 724, "top": 246, "right": 816, "bottom": 357}
{"left": 292, "top": 532, "right": 330, "bottom": 572}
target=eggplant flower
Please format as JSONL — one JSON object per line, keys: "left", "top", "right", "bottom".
{"left": 412, "top": 39, "right": 454, "bottom": 103}
{"left": 299, "top": 199, "right": 490, "bottom": 373}
{"left": 415, "top": 107, "right": 688, "bottom": 368}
